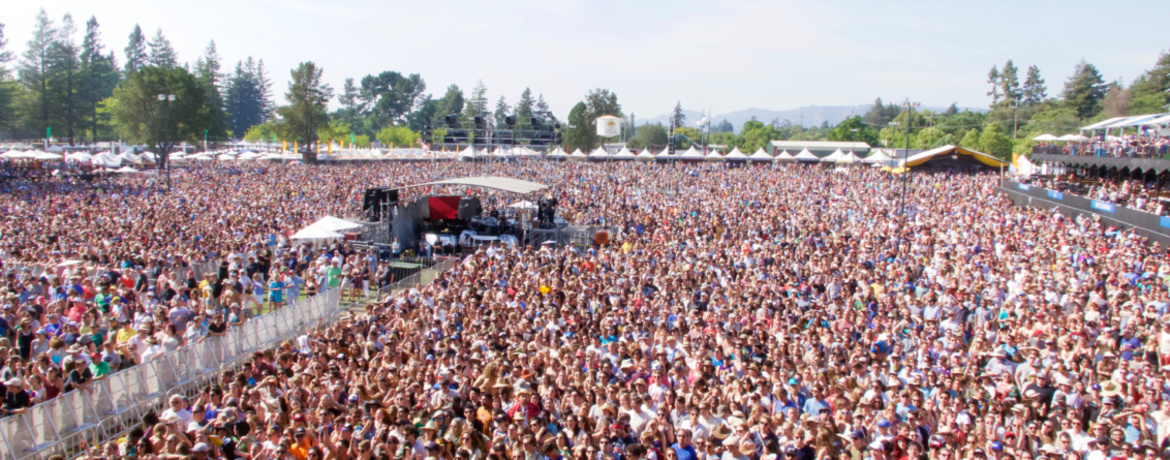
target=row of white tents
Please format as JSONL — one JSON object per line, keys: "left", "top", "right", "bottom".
{"left": 1031, "top": 133, "right": 1092, "bottom": 142}
{"left": 4, "top": 145, "right": 905, "bottom": 165}
{"left": 526, "top": 146, "right": 899, "bottom": 164}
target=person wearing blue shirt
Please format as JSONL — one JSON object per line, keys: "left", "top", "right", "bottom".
{"left": 671, "top": 429, "right": 697, "bottom": 460}
{"left": 802, "top": 387, "right": 830, "bottom": 417}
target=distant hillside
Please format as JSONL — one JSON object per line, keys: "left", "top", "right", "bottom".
{"left": 637, "top": 104, "right": 976, "bottom": 133}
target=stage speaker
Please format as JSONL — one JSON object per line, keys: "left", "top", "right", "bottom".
{"left": 363, "top": 188, "right": 383, "bottom": 221}
{"left": 363, "top": 188, "right": 399, "bottom": 221}
{"left": 379, "top": 188, "right": 399, "bottom": 207}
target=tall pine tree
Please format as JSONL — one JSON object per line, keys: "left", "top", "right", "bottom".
{"left": 514, "top": 87, "right": 534, "bottom": 126}
{"left": 0, "top": 22, "right": 17, "bottom": 130}
{"left": 493, "top": 96, "right": 509, "bottom": 129}
{"left": 195, "top": 41, "right": 228, "bottom": 141}
{"left": 48, "top": 13, "right": 81, "bottom": 143}
{"left": 20, "top": 8, "right": 55, "bottom": 137}
{"left": 146, "top": 28, "right": 177, "bottom": 69}
{"left": 1062, "top": 59, "right": 1107, "bottom": 119}
{"left": 1022, "top": 65, "right": 1047, "bottom": 105}
{"left": 123, "top": 24, "right": 146, "bottom": 74}
{"left": 225, "top": 57, "right": 272, "bottom": 136}
{"left": 999, "top": 60, "right": 1021, "bottom": 104}
{"left": 986, "top": 65, "right": 1001, "bottom": 106}
{"left": 79, "top": 16, "right": 120, "bottom": 141}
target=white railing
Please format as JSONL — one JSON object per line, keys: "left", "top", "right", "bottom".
{"left": 0, "top": 289, "right": 342, "bottom": 460}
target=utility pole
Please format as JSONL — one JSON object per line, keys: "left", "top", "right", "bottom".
{"left": 158, "top": 94, "right": 176, "bottom": 190}
{"left": 895, "top": 99, "right": 919, "bottom": 257}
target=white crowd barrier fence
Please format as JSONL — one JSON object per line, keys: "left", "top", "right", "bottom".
{"left": 0, "top": 288, "right": 341, "bottom": 460}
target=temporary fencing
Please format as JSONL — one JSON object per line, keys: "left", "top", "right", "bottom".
{"left": 0, "top": 289, "right": 341, "bottom": 460}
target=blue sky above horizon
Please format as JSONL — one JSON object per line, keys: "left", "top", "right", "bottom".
{"left": 7, "top": 0, "right": 1168, "bottom": 120}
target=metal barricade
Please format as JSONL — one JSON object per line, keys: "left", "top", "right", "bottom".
{"left": 1, "top": 288, "right": 343, "bottom": 460}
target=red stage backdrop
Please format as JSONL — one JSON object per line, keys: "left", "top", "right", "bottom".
{"left": 429, "top": 196, "right": 461, "bottom": 220}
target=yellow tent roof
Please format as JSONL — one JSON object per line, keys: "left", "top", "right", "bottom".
{"left": 904, "top": 145, "right": 1007, "bottom": 168}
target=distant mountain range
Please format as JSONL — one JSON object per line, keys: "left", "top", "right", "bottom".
{"left": 635, "top": 104, "right": 978, "bottom": 133}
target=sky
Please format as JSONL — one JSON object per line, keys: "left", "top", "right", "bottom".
{"left": 5, "top": 0, "right": 1169, "bottom": 121}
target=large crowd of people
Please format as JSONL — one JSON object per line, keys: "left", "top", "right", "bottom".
{"left": 1024, "top": 176, "right": 1169, "bottom": 215}
{"left": 2, "top": 160, "right": 1170, "bottom": 460}
{"left": 1033, "top": 133, "right": 1169, "bottom": 159}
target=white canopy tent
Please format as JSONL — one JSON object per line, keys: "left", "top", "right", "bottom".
{"left": 678, "top": 147, "right": 706, "bottom": 160}
{"left": 65, "top": 152, "right": 95, "bottom": 162}
{"left": 587, "top": 147, "right": 610, "bottom": 159}
{"left": 704, "top": 151, "right": 725, "bottom": 162}
{"left": 1057, "top": 134, "right": 1090, "bottom": 142}
{"left": 636, "top": 149, "right": 656, "bottom": 161}
{"left": 793, "top": 148, "right": 819, "bottom": 162}
{"left": 94, "top": 152, "right": 122, "bottom": 167}
{"left": 1032, "top": 134, "right": 1060, "bottom": 142}
{"left": 863, "top": 149, "right": 894, "bottom": 165}
{"left": 290, "top": 216, "right": 362, "bottom": 240}
{"left": 1011, "top": 155, "right": 1038, "bottom": 177}
{"left": 613, "top": 148, "right": 636, "bottom": 160}
{"left": 820, "top": 149, "right": 845, "bottom": 163}
{"left": 458, "top": 146, "right": 478, "bottom": 158}
{"left": 569, "top": 149, "right": 587, "bottom": 160}
{"left": 749, "top": 148, "right": 775, "bottom": 162}
{"left": 290, "top": 226, "right": 344, "bottom": 240}
{"left": 724, "top": 148, "right": 748, "bottom": 161}
{"left": 508, "top": 200, "right": 538, "bottom": 210}
{"left": 546, "top": 147, "right": 568, "bottom": 159}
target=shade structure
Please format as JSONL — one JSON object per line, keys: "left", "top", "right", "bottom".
{"left": 655, "top": 148, "right": 672, "bottom": 158}
{"left": 458, "top": 146, "right": 478, "bottom": 157}
{"left": 588, "top": 147, "right": 610, "bottom": 159}
{"left": 508, "top": 200, "right": 538, "bottom": 210}
{"left": 1057, "top": 134, "right": 1089, "bottom": 142}
{"left": 774, "top": 150, "right": 796, "bottom": 162}
{"left": 904, "top": 145, "right": 1007, "bottom": 168}
{"left": 65, "top": 152, "right": 95, "bottom": 162}
{"left": 1011, "top": 154, "right": 1037, "bottom": 177}
{"left": 307, "top": 216, "right": 363, "bottom": 232}
{"left": 115, "top": 166, "right": 140, "bottom": 173}
{"left": 820, "top": 149, "right": 845, "bottom": 163}
{"left": 32, "top": 151, "right": 64, "bottom": 160}
{"left": 613, "top": 148, "right": 636, "bottom": 160}
{"left": 863, "top": 149, "right": 894, "bottom": 165}
{"left": 725, "top": 148, "right": 748, "bottom": 161}
{"left": 793, "top": 148, "right": 819, "bottom": 162}
{"left": 290, "top": 225, "right": 344, "bottom": 240}
{"left": 1032, "top": 134, "right": 1060, "bottom": 141}
{"left": 749, "top": 148, "right": 775, "bottom": 161}
{"left": 94, "top": 152, "right": 122, "bottom": 167}
{"left": 704, "top": 151, "right": 725, "bottom": 162}
{"left": 678, "top": 147, "right": 705, "bottom": 160}
{"left": 569, "top": 149, "right": 587, "bottom": 160}
{"left": 546, "top": 147, "right": 568, "bottom": 159}
{"left": 635, "top": 149, "right": 656, "bottom": 161}
{"left": 839, "top": 151, "right": 861, "bottom": 164}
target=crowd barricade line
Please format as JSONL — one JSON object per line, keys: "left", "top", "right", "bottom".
{"left": 1, "top": 288, "right": 341, "bottom": 460}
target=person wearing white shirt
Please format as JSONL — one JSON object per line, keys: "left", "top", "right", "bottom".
{"left": 160, "top": 395, "right": 193, "bottom": 427}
